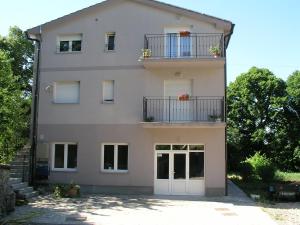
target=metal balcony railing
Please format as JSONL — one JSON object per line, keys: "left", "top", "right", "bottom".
{"left": 143, "top": 96, "right": 224, "bottom": 123}
{"left": 144, "top": 33, "right": 224, "bottom": 59}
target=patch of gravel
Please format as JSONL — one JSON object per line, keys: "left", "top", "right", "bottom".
{"left": 260, "top": 202, "right": 300, "bottom": 225}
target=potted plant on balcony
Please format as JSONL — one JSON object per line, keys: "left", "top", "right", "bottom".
{"left": 178, "top": 94, "right": 189, "bottom": 101}
{"left": 141, "top": 48, "right": 151, "bottom": 58}
{"left": 209, "top": 114, "right": 222, "bottom": 122}
{"left": 180, "top": 31, "right": 190, "bottom": 37}
{"left": 209, "top": 45, "right": 221, "bottom": 58}
{"left": 145, "top": 116, "right": 154, "bottom": 122}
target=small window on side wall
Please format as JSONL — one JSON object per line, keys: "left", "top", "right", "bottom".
{"left": 105, "top": 32, "right": 115, "bottom": 51}
{"left": 102, "top": 80, "right": 114, "bottom": 103}
{"left": 57, "top": 34, "right": 82, "bottom": 53}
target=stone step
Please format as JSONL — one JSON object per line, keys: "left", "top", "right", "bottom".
{"left": 19, "top": 186, "right": 34, "bottom": 194}
{"left": 24, "top": 191, "right": 38, "bottom": 199}
{"left": 10, "top": 161, "right": 29, "bottom": 166}
{"left": 10, "top": 168, "right": 29, "bottom": 173}
{"left": 14, "top": 155, "right": 30, "bottom": 160}
{"left": 10, "top": 172, "right": 25, "bottom": 178}
{"left": 11, "top": 182, "right": 28, "bottom": 190}
{"left": 8, "top": 177, "right": 22, "bottom": 184}
{"left": 10, "top": 164, "right": 29, "bottom": 169}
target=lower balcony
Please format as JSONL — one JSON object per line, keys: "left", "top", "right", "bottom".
{"left": 141, "top": 96, "right": 225, "bottom": 128}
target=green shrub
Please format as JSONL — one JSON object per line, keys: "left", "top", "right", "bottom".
{"left": 53, "top": 185, "right": 65, "bottom": 198}
{"left": 246, "top": 152, "right": 276, "bottom": 182}
{"left": 52, "top": 182, "right": 81, "bottom": 198}
{"left": 238, "top": 161, "right": 253, "bottom": 181}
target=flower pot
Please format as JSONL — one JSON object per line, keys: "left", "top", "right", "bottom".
{"left": 213, "top": 53, "right": 221, "bottom": 58}
{"left": 180, "top": 31, "right": 190, "bottom": 37}
{"left": 67, "top": 187, "right": 79, "bottom": 198}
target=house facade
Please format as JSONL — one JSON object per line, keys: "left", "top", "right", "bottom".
{"left": 27, "top": 0, "right": 234, "bottom": 196}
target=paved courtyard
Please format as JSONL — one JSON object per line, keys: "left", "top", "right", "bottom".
{"left": 3, "top": 181, "right": 277, "bottom": 225}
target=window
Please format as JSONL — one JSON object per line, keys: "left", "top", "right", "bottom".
{"left": 52, "top": 143, "right": 78, "bottom": 171}
{"left": 189, "top": 152, "right": 204, "bottom": 179}
{"left": 57, "top": 34, "right": 82, "bottom": 52}
{"left": 53, "top": 81, "right": 80, "bottom": 104}
{"left": 101, "top": 144, "right": 128, "bottom": 172}
{"left": 102, "top": 80, "right": 114, "bottom": 103}
{"left": 105, "top": 32, "right": 115, "bottom": 51}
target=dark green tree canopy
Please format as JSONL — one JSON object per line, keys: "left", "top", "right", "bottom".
{"left": 0, "top": 26, "right": 34, "bottom": 96}
{"left": 0, "top": 50, "right": 28, "bottom": 163}
{"left": 227, "top": 67, "right": 292, "bottom": 170}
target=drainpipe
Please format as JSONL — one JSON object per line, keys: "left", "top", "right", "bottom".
{"left": 223, "top": 23, "right": 235, "bottom": 196}
{"left": 25, "top": 30, "right": 41, "bottom": 186}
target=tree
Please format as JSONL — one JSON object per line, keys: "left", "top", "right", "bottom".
{"left": 285, "top": 71, "right": 300, "bottom": 170}
{"left": 0, "top": 50, "right": 28, "bottom": 163}
{"left": 227, "top": 67, "right": 289, "bottom": 170}
{"left": 0, "top": 26, "right": 34, "bottom": 96}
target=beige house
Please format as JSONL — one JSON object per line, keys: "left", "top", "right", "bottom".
{"left": 27, "top": 0, "right": 234, "bottom": 196}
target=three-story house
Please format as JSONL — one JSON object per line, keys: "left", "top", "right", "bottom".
{"left": 27, "top": 0, "right": 234, "bottom": 196}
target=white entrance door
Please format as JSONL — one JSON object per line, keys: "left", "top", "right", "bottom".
{"left": 154, "top": 144, "right": 205, "bottom": 196}
{"left": 164, "top": 80, "right": 192, "bottom": 122}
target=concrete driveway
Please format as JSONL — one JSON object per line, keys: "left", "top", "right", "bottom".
{"left": 4, "top": 181, "right": 277, "bottom": 225}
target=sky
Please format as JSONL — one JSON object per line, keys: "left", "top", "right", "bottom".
{"left": 1, "top": 0, "right": 300, "bottom": 83}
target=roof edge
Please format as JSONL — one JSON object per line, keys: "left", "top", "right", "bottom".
{"left": 27, "top": 0, "right": 234, "bottom": 35}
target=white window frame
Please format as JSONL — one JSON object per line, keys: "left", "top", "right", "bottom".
{"left": 105, "top": 32, "right": 116, "bottom": 51}
{"left": 101, "top": 143, "right": 128, "bottom": 173}
{"left": 57, "top": 34, "right": 83, "bottom": 53}
{"left": 53, "top": 81, "right": 80, "bottom": 104}
{"left": 102, "top": 80, "right": 115, "bottom": 103}
{"left": 51, "top": 142, "right": 78, "bottom": 172}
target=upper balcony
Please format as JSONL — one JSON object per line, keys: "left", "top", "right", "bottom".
{"left": 141, "top": 33, "right": 225, "bottom": 69}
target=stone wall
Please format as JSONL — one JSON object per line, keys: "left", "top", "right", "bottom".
{"left": 0, "top": 165, "right": 15, "bottom": 218}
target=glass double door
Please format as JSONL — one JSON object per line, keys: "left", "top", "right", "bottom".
{"left": 155, "top": 149, "right": 205, "bottom": 195}
{"left": 165, "top": 33, "right": 192, "bottom": 58}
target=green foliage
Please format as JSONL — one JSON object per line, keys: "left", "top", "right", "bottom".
{"left": 238, "top": 161, "right": 253, "bottom": 181}
{"left": 0, "top": 26, "right": 34, "bottom": 96}
{"left": 227, "top": 67, "right": 300, "bottom": 171}
{"left": 209, "top": 45, "right": 221, "bottom": 55}
{"left": 0, "top": 26, "right": 34, "bottom": 163}
{"left": 0, "top": 50, "right": 28, "bottom": 163}
{"left": 52, "top": 182, "right": 81, "bottom": 198}
{"left": 275, "top": 171, "right": 300, "bottom": 182}
{"left": 53, "top": 185, "right": 65, "bottom": 198}
{"left": 246, "top": 152, "right": 276, "bottom": 182}
{"left": 285, "top": 71, "right": 300, "bottom": 170}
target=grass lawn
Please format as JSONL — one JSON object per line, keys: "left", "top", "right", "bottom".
{"left": 275, "top": 171, "right": 300, "bottom": 182}
{"left": 228, "top": 171, "right": 300, "bottom": 202}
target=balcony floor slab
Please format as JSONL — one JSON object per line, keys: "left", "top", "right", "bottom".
{"left": 140, "top": 121, "right": 226, "bottom": 128}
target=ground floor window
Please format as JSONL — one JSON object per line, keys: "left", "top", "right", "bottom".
{"left": 101, "top": 143, "right": 128, "bottom": 172}
{"left": 52, "top": 143, "right": 78, "bottom": 171}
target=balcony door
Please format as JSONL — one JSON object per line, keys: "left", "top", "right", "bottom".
{"left": 164, "top": 27, "right": 191, "bottom": 58}
{"left": 164, "top": 80, "right": 192, "bottom": 122}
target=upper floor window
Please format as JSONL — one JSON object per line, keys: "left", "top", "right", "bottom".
{"left": 53, "top": 81, "right": 80, "bottom": 104}
{"left": 105, "top": 32, "right": 115, "bottom": 51}
{"left": 58, "top": 34, "right": 82, "bottom": 53}
{"left": 102, "top": 80, "right": 114, "bottom": 103}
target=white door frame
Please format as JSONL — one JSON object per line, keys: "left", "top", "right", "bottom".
{"left": 154, "top": 143, "right": 205, "bottom": 196}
